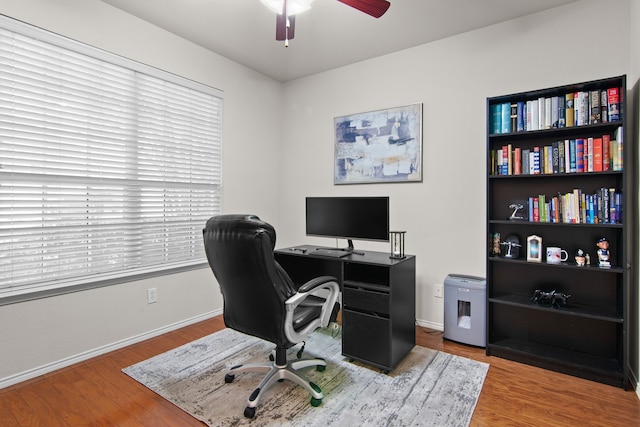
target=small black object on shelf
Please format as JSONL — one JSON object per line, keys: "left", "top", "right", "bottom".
{"left": 532, "top": 289, "right": 571, "bottom": 308}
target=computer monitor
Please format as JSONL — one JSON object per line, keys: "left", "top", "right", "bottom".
{"left": 305, "top": 196, "right": 389, "bottom": 251}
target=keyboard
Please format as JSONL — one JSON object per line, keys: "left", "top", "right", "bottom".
{"left": 314, "top": 249, "right": 349, "bottom": 258}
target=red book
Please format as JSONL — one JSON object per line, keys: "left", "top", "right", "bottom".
{"left": 532, "top": 197, "right": 540, "bottom": 222}
{"left": 602, "top": 134, "right": 611, "bottom": 171}
{"left": 593, "top": 137, "right": 603, "bottom": 172}
{"left": 514, "top": 147, "right": 521, "bottom": 175}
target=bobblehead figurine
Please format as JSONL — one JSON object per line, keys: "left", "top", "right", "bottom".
{"left": 596, "top": 237, "right": 611, "bottom": 268}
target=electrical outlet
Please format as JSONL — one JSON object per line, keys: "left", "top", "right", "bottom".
{"left": 434, "top": 284, "right": 443, "bottom": 298}
{"left": 147, "top": 287, "right": 158, "bottom": 304}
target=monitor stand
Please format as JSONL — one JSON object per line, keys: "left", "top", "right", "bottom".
{"left": 334, "top": 240, "right": 365, "bottom": 256}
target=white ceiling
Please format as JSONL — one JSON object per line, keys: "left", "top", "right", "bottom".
{"left": 100, "top": 0, "right": 579, "bottom": 82}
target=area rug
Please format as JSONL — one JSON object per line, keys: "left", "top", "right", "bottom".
{"left": 123, "top": 328, "right": 489, "bottom": 427}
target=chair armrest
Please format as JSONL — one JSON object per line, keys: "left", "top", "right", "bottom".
{"left": 297, "top": 276, "right": 338, "bottom": 294}
{"left": 284, "top": 276, "right": 340, "bottom": 344}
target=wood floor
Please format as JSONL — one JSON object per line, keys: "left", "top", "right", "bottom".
{"left": 1, "top": 315, "right": 638, "bottom": 426}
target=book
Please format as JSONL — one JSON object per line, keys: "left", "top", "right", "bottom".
{"left": 501, "top": 103, "right": 511, "bottom": 133}
{"left": 603, "top": 134, "right": 610, "bottom": 171}
{"left": 576, "top": 139, "right": 585, "bottom": 173}
{"left": 516, "top": 101, "right": 526, "bottom": 132}
{"left": 532, "top": 146, "right": 540, "bottom": 174}
{"left": 510, "top": 103, "right": 518, "bottom": 133}
{"left": 544, "top": 97, "right": 552, "bottom": 129}
{"left": 608, "top": 87, "right": 621, "bottom": 121}
{"left": 569, "top": 139, "right": 577, "bottom": 172}
{"left": 551, "top": 96, "right": 559, "bottom": 128}
{"left": 558, "top": 95, "right": 566, "bottom": 127}
{"left": 552, "top": 142, "right": 559, "bottom": 174}
{"left": 491, "top": 104, "right": 502, "bottom": 134}
{"left": 576, "top": 91, "right": 589, "bottom": 126}
{"left": 590, "top": 90, "right": 601, "bottom": 124}
{"left": 529, "top": 100, "right": 539, "bottom": 131}
{"left": 601, "top": 90, "right": 608, "bottom": 123}
{"left": 538, "top": 97, "right": 546, "bottom": 130}
{"left": 565, "top": 92, "right": 574, "bottom": 127}
{"left": 593, "top": 137, "right": 603, "bottom": 172}
{"left": 586, "top": 137, "right": 594, "bottom": 172}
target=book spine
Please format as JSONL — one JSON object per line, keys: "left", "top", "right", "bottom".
{"left": 602, "top": 187, "right": 610, "bottom": 223}
{"left": 602, "top": 138, "right": 609, "bottom": 172}
{"left": 569, "top": 139, "right": 576, "bottom": 172}
{"left": 587, "top": 137, "right": 594, "bottom": 172}
{"left": 545, "top": 97, "right": 552, "bottom": 129}
{"left": 491, "top": 104, "right": 502, "bottom": 134}
{"left": 601, "top": 90, "right": 608, "bottom": 123}
{"left": 593, "top": 137, "right": 603, "bottom": 172}
{"left": 590, "top": 90, "right": 601, "bottom": 124}
{"left": 501, "top": 103, "right": 511, "bottom": 133}
{"left": 608, "top": 87, "right": 621, "bottom": 121}
{"left": 576, "top": 139, "right": 584, "bottom": 173}
{"left": 538, "top": 97, "right": 545, "bottom": 130}
{"left": 517, "top": 101, "right": 526, "bottom": 132}
{"left": 558, "top": 95, "right": 565, "bottom": 128}
{"left": 565, "top": 92, "right": 574, "bottom": 127}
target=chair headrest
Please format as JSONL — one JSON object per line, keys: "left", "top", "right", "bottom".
{"left": 204, "top": 214, "right": 276, "bottom": 246}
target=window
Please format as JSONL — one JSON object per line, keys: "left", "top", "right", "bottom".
{"left": 0, "top": 17, "right": 223, "bottom": 300}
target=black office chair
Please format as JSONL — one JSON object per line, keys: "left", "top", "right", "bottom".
{"left": 202, "top": 214, "right": 340, "bottom": 419}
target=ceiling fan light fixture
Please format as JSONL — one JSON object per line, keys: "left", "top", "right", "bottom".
{"left": 261, "top": 0, "right": 314, "bottom": 16}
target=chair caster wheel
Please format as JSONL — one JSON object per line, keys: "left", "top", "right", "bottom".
{"left": 310, "top": 397, "right": 322, "bottom": 407}
{"left": 224, "top": 374, "right": 235, "bottom": 383}
{"left": 316, "top": 364, "right": 326, "bottom": 372}
{"left": 244, "top": 406, "right": 256, "bottom": 418}
{"left": 269, "top": 354, "right": 275, "bottom": 361}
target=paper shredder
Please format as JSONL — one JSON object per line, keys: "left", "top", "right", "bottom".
{"left": 443, "top": 274, "right": 486, "bottom": 347}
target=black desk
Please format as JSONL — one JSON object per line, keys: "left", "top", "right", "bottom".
{"left": 275, "top": 245, "right": 416, "bottom": 372}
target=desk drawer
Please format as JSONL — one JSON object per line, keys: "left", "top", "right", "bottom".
{"left": 343, "top": 283, "right": 389, "bottom": 316}
{"left": 342, "top": 309, "right": 391, "bottom": 369}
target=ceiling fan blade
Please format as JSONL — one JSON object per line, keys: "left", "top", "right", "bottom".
{"left": 337, "top": 0, "right": 391, "bottom": 18}
{"left": 276, "top": 14, "right": 295, "bottom": 40}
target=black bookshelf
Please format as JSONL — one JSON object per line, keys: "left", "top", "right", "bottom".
{"left": 485, "top": 76, "right": 633, "bottom": 389}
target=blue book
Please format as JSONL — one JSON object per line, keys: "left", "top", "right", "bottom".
{"left": 501, "top": 103, "right": 511, "bottom": 134}
{"left": 491, "top": 104, "right": 502, "bottom": 134}
{"left": 516, "top": 101, "right": 525, "bottom": 132}
{"left": 569, "top": 139, "right": 576, "bottom": 172}
{"left": 528, "top": 197, "right": 534, "bottom": 221}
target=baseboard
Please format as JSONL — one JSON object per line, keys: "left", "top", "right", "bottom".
{"left": 0, "top": 309, "right": 222, "bottom": 390}
{"left": 416, "top": 318, "right": 443, "bottom": 331}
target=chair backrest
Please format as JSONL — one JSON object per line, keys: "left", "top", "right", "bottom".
{"left": 203, "top": 214, "right": 297, "bottom": 347}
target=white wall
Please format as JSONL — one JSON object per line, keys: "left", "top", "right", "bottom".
{"left": 279, "top": 0, "right": 630, "bottom": 329}
{"left": 0, "top": 0, "right": 284, "bottom": 386}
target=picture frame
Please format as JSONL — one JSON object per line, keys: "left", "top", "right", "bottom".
{"left": 527, "top": 235, "right": 542, "bottom": 262}
{"left": 334, "top": 103, "right": 423, "bottom": 184}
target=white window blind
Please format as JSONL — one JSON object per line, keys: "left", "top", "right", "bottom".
{"left": 0, "top": 17, "right": 223, "bottom": 299}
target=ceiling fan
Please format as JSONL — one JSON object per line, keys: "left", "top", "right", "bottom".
{"left": 262, "top": 0, "right": 391, "bottom": 46}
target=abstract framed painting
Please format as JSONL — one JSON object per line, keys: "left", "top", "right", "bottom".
{"left": 334, "top": 103, "right": 423, "bottom": 184}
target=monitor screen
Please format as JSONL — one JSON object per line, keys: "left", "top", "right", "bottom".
{"left": 305, "top": 196, "right": 390, "bottom": 244}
